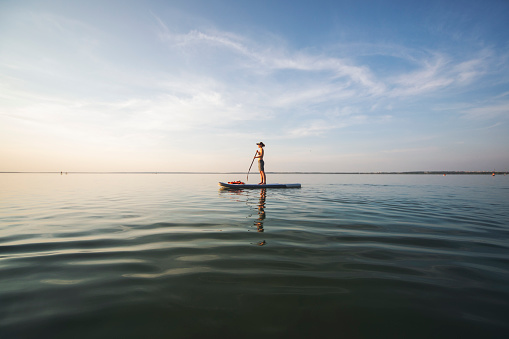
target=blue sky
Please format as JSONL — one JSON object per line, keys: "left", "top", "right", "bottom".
{"left": 1, "top": 0, "right": 508, "bottom": 172}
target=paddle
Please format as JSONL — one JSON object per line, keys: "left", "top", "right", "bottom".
{"left": 246, "top": 150, "right": 258, "bottom": 181}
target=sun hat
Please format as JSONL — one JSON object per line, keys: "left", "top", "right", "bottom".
{"left": 256, "top": 142, "right": 265, "bottom": 147}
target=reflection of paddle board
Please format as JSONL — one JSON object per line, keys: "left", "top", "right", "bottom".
{"left": 219, "top": 182, "right": 301, "bottom": 189}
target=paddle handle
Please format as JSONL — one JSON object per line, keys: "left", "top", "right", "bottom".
{"left": 247, "top": 150, "right": 258, "bottom": 181}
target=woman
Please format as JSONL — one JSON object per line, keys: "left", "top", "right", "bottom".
{"left": 255, "top": 142, "right": 266, "bottom": 184}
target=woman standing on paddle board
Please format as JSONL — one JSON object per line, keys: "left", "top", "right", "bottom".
{"left": 255, "top": 142, "right": 266, "bottom": 185}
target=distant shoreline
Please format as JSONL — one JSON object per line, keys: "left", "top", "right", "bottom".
{"left": 1, "top": 171, "right": 506, "bottom": 175}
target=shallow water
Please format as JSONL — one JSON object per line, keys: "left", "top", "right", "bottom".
{"left": 1, "top": 173, "right": 508, "bottom": 338}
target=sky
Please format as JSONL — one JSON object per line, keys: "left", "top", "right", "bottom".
{"left": 1, "top": 0, "right": 509, "bottom": 172}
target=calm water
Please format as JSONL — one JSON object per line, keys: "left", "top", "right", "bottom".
{"left": 1, "top": 173, "right": 508, "bottom": 338}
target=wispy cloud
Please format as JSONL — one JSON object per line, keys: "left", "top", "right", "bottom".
{"left": 286, "top": 114, "right": 368, "bottom": 137}
{"left": 2, "top": 8, "right": 508, "bottom": 172}
{"left": 154, "top": 17, "right": 500, "bottom": 109}
{"left": 395, "top": 47, "right": 496, "bottom": 95}
{"left": 389, "top": 54, "right": 453, "bottom": 96}
{"left": 155, "top": 21, "right": 386, "bottom": 96}
{"left": 461, "top": 102, "right": 509, "bottom": 120}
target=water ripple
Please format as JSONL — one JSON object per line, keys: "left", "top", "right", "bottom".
{"left": 1, "top": 174, "right": 509, "bottom": 338}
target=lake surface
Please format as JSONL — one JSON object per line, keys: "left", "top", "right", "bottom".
{"left": 1, "top": 173, "right": 508, "bottom": 338}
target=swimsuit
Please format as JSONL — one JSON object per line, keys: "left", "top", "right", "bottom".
{"left": 258, "top": 159, "right": 265, "bottom": 171}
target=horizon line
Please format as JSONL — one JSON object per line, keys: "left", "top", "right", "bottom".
{"left": 0, "top": 171, "right": 506, "bottom": 175}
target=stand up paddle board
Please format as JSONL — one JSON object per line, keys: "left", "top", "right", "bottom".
{"left": 219, "top": 182, "right": 301, "bottom": 189}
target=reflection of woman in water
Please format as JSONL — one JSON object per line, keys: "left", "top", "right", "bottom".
{"left": 255, "top": 189, "right": 266, "bottom": 232}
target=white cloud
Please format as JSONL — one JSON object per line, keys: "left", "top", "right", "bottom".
{"left": 389, "top": 54, "right": 453, "bottom": 96}
{"left": 2, "top": 7, "right": 508, "bottom": 171}
{"left": 461, "top": 102, "right": 509, "bottom": 120}
{"left": 388, "top": 49, "right": 494, "bottom": 97}
{"left": 154, "top": 19, "right": 502, "bottom": 124}
{"left": 4, "top": 16, "right": 501, "bottom": 151}
{"left": 156, "top": 22, "right": 386, "bottom": 96}
{"left": 286, "top": 113, "right": 368, "bottom": 138}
